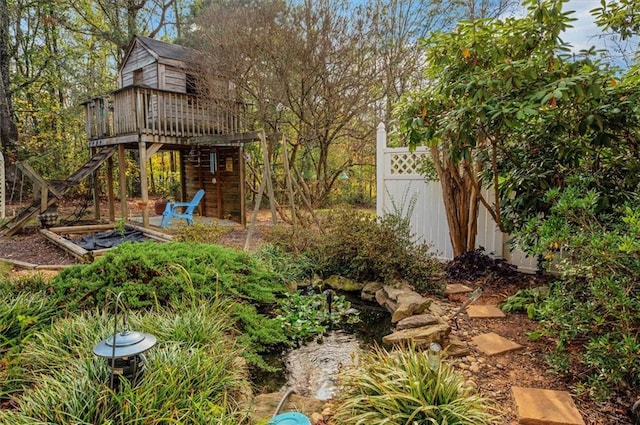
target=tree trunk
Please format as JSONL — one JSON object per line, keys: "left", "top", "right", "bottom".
{"left": 431, "top": 145, "right": 479, "bottom": 257}
{"left": 0, "top": 0, "right": 17, "bottom": 154}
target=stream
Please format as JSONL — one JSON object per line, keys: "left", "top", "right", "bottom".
{"left": 279, "top": 293, "right": 392, "bottom": 400}
{"left": 283, "top": 330, "right": 359, "bottom": 400}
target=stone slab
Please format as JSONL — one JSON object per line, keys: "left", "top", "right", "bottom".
{"left": 471, "top": 332, "right": 523, "bottom": 356}
{"left": 445, "top": 283, "right": 473, "bottom": 294}
{"left": 512, "top": 387, "right": 585, "bottom": 425}
{"left": 467, "top": 304, "right": 506, "bottom": 318}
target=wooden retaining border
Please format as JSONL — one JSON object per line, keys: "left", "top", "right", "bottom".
{"left": 41, "top": 222, "right": 173, "bottom": 262}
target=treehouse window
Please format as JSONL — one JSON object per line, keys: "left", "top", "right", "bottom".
{"left": 186, "top": 74, "right": 198, "bottom": 95}
{"left": 133, "top": 68, "right": 143, "bottom": 85}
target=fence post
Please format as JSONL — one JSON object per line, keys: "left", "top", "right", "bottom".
{"left": 376, "top": 122, "right": 386, "bottom": 217}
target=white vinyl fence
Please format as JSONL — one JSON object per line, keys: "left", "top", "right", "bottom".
{"left": 375, "top": 123, "right": 537, "bottom": 273}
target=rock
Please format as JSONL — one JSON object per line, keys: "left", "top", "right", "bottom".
{"left": 457, "top": 362, "right": 470, "bottom": 370}
{"left": 445, "top": 336, "right": 471, "bottom": 358}
{"left": 391, "top": 292, "right": 431, "bottom": 323}
{"left": 251, "top": 393, "right": 325, "bottom": 424}
{"left": 382, "top": 323, "right": 451, "bottom": 347}
{"left": 310, "top": 412, "right": 324, "bottom": 424}
{"left": 396, "top": 314, "right": 440, "bottom": 330}
{"left": 383, "top": 284, "right": 412, "bottom": 301}
{"left": 428, "top": 300, "right": 446, "bottom": 316}
{"left": 469, "top": 363, "right": 480, "bottom": 373}
{"left": 361, "top": 282, "right": 384, "bottom": 301}
{"left": 375, "top": 289, "right": 397, "bottom": 313}
{"left": 324, "top": 275, "right": 364, "bottom": 292}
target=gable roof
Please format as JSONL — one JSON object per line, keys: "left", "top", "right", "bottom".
{"left": 119, "top": 35, "right": 201, "bottom": 72}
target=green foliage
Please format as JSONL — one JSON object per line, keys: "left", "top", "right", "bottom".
{"left": 274, "top": 290, "right": 360, "bottom": 342}
{"left": 50, "top": 241, "right": 289, "bottom": 366}
{"left": 0, "top": 292, "right": 58, "bottom": 354}
{"left": 514, "top": 183, "right": 640, "bottom": 399}
{"left": 501, "top": 286, "right": 549, "bottom": 319}
{"left": 268, "top": 208, "right": 443, "bottom": 294}
{"left": 395, "top": 0, "right": 640, "bottom": 248}
{"left": 173, "top": 221, "right": 231, "bottom": 243}
{"left": 0, "top": 300, "right": 251, "bottom": 424}
{"left": 253, "top": 244, "right": 315, "bottom": 284}
{"left": 333, "top": 344, "right": 499, "bottom": 424}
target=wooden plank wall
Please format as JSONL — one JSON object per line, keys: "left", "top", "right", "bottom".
{"left": 184, "top": 146, "right": 242, "bottom": 222}
{"left": 120, "top": 42, "right": 157, "bottom": 88}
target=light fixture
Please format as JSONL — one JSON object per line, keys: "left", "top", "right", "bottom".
{"left": 93, "top": 292, "right": 157, "bottom": 389}
{"left": 428, "top": 342, "right": 441, "bottom": 371}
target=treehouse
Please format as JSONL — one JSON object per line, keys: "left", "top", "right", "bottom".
{"left": 1, "top": 35, "right": 264, "bottom": 236}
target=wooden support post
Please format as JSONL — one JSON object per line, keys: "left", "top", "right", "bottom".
{"left": 239, "top": 145, "right": 246, "bottom": 227}
{"left": 91, "top": 147, "right": 101, "bottom": 221}
{"left": 106, "top": 156, "right": 115, "bottom": 221}
{"left": 138, "top": 141, "right": 150, "bottom": 227}
{"left": 118, "top": 145, "right": 128, "bottom": 218}
{"left": 40, "top": 183, "right": 48, "bottom": 213}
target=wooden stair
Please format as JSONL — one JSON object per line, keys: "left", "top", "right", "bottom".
{"left": 1, "top": 146, "right": 117, "bottom": 236}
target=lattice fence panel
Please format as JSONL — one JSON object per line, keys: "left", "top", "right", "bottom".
{"left": 389, "top": 152, "right": 426, "bottom": 175}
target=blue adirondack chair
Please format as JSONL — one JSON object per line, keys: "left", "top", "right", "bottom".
{"left": 160, "top": 189, "right": 205, "bottom": 227}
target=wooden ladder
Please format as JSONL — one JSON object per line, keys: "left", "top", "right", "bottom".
{"left": 1, "top": 146, "right": 117, "bottom": 237}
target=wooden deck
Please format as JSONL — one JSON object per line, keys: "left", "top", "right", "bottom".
{"left": 85, "top": 86, "right": 244, "bottom": 146}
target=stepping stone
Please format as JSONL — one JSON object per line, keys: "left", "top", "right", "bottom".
{"left": 471, "top": 332, "right": 522, "bottom": 356}
{"left": 512, "top": 387, "right": 585, "bottom": 425}
{"left": 467, "top": 304, "right": 506, "bottom": 318}
{"left": 445, "top": 283, "right": 473, "bottom": 294}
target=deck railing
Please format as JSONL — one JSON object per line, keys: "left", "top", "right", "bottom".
{"left": 85, "top": 86, "right": 244, "bottom": 141}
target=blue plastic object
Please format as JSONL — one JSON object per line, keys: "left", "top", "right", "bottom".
{"left": 268, "top": 412, "right": 311, "bottom": 425}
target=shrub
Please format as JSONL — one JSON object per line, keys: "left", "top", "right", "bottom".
{"left": 172, "top": 220, "right": 231, "bottom": 243}
{"left": 50, "top": 242, "right": 289, "bottom": 367}
{"left": 514, "top": 183, "right": 640, "bottom": 399}
{"left": 267, "top": 208, "right": 444, "bottom": 294}
{"left": 0, "top": 299, "right": 252, "bottom": 424}
{"left": 332, "top": 344, "right": 499, "bottom": 424}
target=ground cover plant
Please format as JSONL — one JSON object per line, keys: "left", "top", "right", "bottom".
{"left": 332, "top": 344, "right": 499, "bottom": 424}
{"left": 0, "top": 297, "right": 252, "bottom": 424}
{"left": 47, "top": 241, "right": 291, "bottom": 368}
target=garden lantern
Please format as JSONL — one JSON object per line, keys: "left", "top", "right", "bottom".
{"left": 428, "top": 342, "right": 441, "bottom": 371}
{"left": 93, "top": 292, "right": 157, "bottom": 389}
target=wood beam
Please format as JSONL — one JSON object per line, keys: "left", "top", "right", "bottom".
{"left": 106, "top": 156, "right": 115, "bottom": 221}
{"left": 118, "top": 145, "right": 128, "bottom": 218}
{"left": 138, "top": 141, "right": 150, "bottom": 227}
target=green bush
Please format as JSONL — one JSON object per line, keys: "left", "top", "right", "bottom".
{"left": 333, "top": 344, "right": 499, "bottom": 424}
{"left": 50, "top": 242, "right": 289, "bottom": 367}
{"left": 514, "top": 183, "right": 640, "bottom": 399}
{"left": 267, "top": 208, "right": 444, "bottom": 294}
{"left": 0, "top": 299, "right": 251, "bottom": 424}
{"left": 173, "top": 220, "right": 231, "bottom": 243}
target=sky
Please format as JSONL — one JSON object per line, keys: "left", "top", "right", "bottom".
{"left": 562, "top": 0, "right": 602, "bottom": 50}
{"left": 512, "top": 0, "right": 637, "bottom": 67}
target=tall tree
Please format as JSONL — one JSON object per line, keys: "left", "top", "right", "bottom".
{"left": 192, "top": 0, "right": 464, "bottom": 206}
{"left": 397, "top": 0, "right": 632, "bottom": 256}
{"left": 0, "top": 0, "right": 18, "bottom": 154}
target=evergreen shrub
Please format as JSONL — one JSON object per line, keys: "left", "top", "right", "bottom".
{"left": 267, "top": 208, "right": 444, "bottom": 294}
{"left": 515, "top": 183, "right": 640, "bottom": 399}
